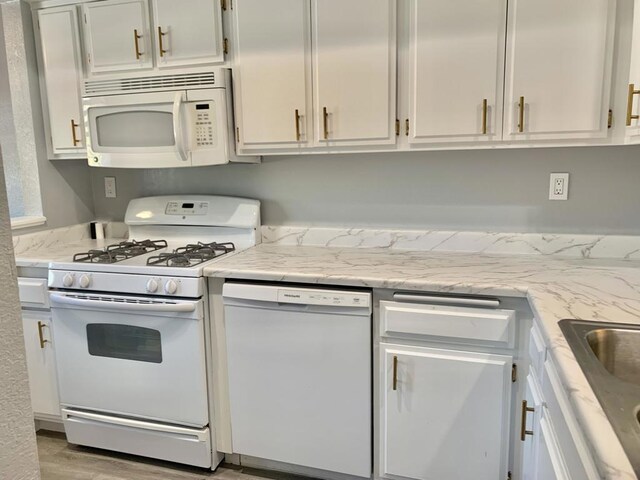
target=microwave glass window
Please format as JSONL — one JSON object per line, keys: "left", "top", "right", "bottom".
{"left": 86, "top": 324, "right": 162, "bottom": 363}
{"left": 95, "top": 111, "right": 175, "bottom": 147}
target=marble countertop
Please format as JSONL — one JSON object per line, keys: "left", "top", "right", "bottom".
{"left": 14, "top": 238, "right": 124, "bottom": 268}
{"left": 204, "top": 244, "right": 640, "bottom": 480}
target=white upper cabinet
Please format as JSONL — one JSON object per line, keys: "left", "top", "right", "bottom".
{"left": 380, "top": 343, "right": 512, "bottom": 480}
{"left": 504, "top": 0, "right": 616, "bottom": 141}
{"left": 405, "top": 0, "right": 506, "bottom": 144}
{"left": 152, "top": 0, "right": 223, "bottom": 68}
{"left": 82, "top": 0, "right": 153, "bottom": 75}
{"left": 312, "top": 0, "right": 396, "bottom": 146}
{"left": 36, "top": 6, "right": 85, "bottom": 156}
{"left": 232, "top": 0, "right": 312, "bottom": 149}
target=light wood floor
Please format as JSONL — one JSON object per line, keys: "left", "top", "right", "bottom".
{"left": 37, "top": 431, "right": 308, "bottom": 480}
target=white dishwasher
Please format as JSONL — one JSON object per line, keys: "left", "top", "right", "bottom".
{"left": 223, "top": 283, "right": 372, "bottom": 478}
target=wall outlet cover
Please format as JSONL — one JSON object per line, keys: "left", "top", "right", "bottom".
{"left": 549, "top": 173, "right": 569, "bottom": 200}
{"left": 104, "top": 176, "right": 117, "bottom": 198}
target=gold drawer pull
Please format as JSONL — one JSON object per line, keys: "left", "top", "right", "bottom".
{"left": 627, "top": 84, "right": 640, "bottom": 126}
{"left": 392, "top": 355, "right": 398, "bottom": 391}
{"left": 520, "top": 400, "right": 535, "bottom": 441}
{"left": 158, "top": 26, "right": 168, "bottom": 57}
{"left": 482, "top": 98, "right": 488, "bottom": 135}
{"left": 322, "top": 107, "right": 329, "bottom": 140}
{"left": 518, "top": 96, "right": 525, "bottom": 133}
{"left": 134, "top": 29, "right": 143, "bottom": 59}
{"left": 70, "top": 119, "right": 80, "bottom": 146}
{"left": 295, "top": 109, "right": 301, "bottom": 141}
{"left": 37, "top": 321, "right": 49, "bottom": 349}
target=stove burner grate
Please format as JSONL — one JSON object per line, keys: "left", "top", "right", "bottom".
{"left": 73, "top": 239, "right": 168, "bottom": 264}
{"left": 146, "top": 242, "right": 235, "bottom": 267}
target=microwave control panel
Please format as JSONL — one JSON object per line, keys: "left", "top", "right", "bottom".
{"left": 192, "top": 102, "right": 217, "bottom": 148}
{"left": 165, "top": 201, "right": 209, "bottom": 215}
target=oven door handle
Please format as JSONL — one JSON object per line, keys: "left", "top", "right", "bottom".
{"left": 49, "top": 293, "right": 196, "bottom": 313}
{"left": 173, "top": 91, "right": 189, "bottom": 163}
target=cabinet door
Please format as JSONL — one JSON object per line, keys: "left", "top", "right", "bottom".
{"left": 522, "top": 374, "right": 543, "bottom": 480}
{"left": 626, "top": 3, "right": 640, "bottom": 138}
{"left": 232, "top": 0, "right": 312, "bottom": 149}
{"left": 82, "top": 0, "right": 152, "bottom": 74}
{"left": 312, "top": 0, "right": 396, "bottom": 146}
{"left": 406, "top": 0, "right": 506, "bottom": 144}
{"left": 36, "top": 6, "right": 85, "bottom": 155}
{"left": 22, "top": 311, "right": 60, "bottom": 418}
{"left": 152, "top": 0, "right": 223, "bottom": 68}
{"left": 536, "top": 413, "right": 570, "bottom": 480}
{"left": 380, "top": 343, "right": 512, "bottom": 480}
{"left": 504, "top": 0, "right": 615, "bottom": 141}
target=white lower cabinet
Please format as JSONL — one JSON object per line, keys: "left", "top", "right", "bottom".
{"left": 520, "top": 326, "right": 600, "bottom": 480}
{"left": 22, "top": 310, "right": 60, "bottom": 419}
{"left": 379, "top": 343, "right": 513, "bottom": 480}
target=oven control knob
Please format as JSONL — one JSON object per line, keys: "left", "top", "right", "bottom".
{"left": 79, "top": 274, "right": 91, "bottom": 289}
{"left": 146, "top": 279, "right": 159, "bottom": 293}
{"left": 62, "top": 273, "right": 75, "bottom": 287}
{"left": 164, "top": 280, "right": 178, "bottom": 295}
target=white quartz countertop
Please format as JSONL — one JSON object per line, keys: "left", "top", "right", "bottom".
{"left": 204, "top": 243, "right": 640, "bottom": 480}
{"left": 14, "top": 238, "right": 124, "bottom": 268}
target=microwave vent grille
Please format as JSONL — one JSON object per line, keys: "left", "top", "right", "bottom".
{"left": 84, "top": 72, "right": 217, "bottom": 96}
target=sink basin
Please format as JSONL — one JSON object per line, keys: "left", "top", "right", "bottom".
{"left": 586, "top": 328, "right": 640, "bottom": 386}
{"left": 560, "top": 320, "right": 640, "bottom": 477}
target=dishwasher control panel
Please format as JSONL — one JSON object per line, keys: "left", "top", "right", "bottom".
{"left": 277, "top": 288, "right": 369, "bottom": 307}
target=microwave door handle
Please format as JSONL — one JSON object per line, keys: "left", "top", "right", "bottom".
{"left": 172, "top": 92, "right": 189, "bottom": 162}
{"left": 49, "top": 293, "right": 196, "bottom": 313}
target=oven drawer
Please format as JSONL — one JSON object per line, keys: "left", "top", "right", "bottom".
{"left": 62, "top": 408, "right": 211, "bottom": 468}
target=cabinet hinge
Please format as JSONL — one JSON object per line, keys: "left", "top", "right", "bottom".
{"left": 87, "top": 53, "right": 91, "bottom": 64}
{"left": 405, "top": 118, "right": 409, "bottom": 136}
{"left": 507, "top": 471, "right": 512, "bottom": 480}
{"left": 223, "top": 38, "right": 229, "bottom": 55}
{"left": 511, "top": 364, "right": 518, "bottom": 383}
{"left": 230, "top": 0, "right": 233, "bottom": 9}
{"left": 84, "top": 13, "right": 87, "bottom": 23}
{"left": 221, "top": 0, "right": 227, "bottom": 11}
{"left": 395, "top": 119, "right": 400, "bottom": 136}
{"left": 236, "top": 127, "right": 239, "bottom": 142}
{"left": 608, "top": 109, "right": 613, "bottom": 129}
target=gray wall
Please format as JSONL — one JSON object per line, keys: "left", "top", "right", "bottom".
{"left": 0, "top": 0, "right": 94, "bottom": 233}
{"left": 0, "top": 148, "right": 41, "bottom": 480}
{"left": 91, "top": 144, "right": 640, "bottom": 235}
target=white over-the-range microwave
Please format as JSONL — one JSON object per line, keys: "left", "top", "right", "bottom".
{"left": 82, "top": 68, "right": 259, "bottom": 168}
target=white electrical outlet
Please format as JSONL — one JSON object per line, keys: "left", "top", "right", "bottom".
{"left": 549, "top": 173, "right": 569, "bottom": 200}
{"left": 104, "top": 176, "right": 117, "bottom": 198}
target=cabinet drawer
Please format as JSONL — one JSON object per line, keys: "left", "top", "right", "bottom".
{"left": 380, "top": 301, "right": 515, "bottom": 348}
{"left": 18, "top": 278, "right": 49, "bottom": 308}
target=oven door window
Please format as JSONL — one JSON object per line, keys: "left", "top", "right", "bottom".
{"left": 87, "top": 324, "right": 162, "bottom": 363}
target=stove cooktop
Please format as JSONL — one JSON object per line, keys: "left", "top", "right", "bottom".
{"left": 146, "top": 242, "right": 236, "bottom": 268}
{"left": 73, "top": 239, "right": 168, "bottom": 264}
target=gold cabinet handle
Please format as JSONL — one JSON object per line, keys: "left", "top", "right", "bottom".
{"left": 482, "top": 99, "right": 488, "bottom": 135}
{"left": 294, "top": 109, "right": 301, "bottom": 141}
{"left": 405, "top": 118, "right": 409, "bottom": 136}
{"left": 134, "top": 29, "right": 143, "bottom": 59}
{"left": 37, "top": 321, "right": 49, "bottom": 349}
{"left": 322, "top": 107, "right": 329, "bottom": 140}
{"left": 392, "top": 355, "right": 398, "bottom": 391}
{"left": 70, "top": 119, "right": 80, "bottom": 146}
{"left": 518, "top": 96, "right": 525, "bottom": 133}
{"left": 520, "top": 400, "right": 535, "bottom": 441}
{"left": 626, "top": 84, "right": 640, "bottom": 126}
{"left": 157, "top": 26, "right": 168, "bottom": 57}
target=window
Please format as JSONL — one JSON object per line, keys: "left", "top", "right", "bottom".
{"left": 0, "top": 2, "right": 45, "bottom": 229}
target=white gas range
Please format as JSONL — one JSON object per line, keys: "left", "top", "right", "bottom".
{"left": 47, "top": 195, "right": 260, "bottom": 469}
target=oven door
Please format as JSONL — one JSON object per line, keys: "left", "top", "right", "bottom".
{"left": 84, "top": 91, "right": 191, "bottom": 168}
{"left": 50, "top": 292, "right": 208, "bottom": 427}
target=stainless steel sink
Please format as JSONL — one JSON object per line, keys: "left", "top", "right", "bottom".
{"left": 559, "top": 320, "right": 640, "bottom": 476}
{"left": 586, "top": 328, "right": 640, "bottom": 386}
